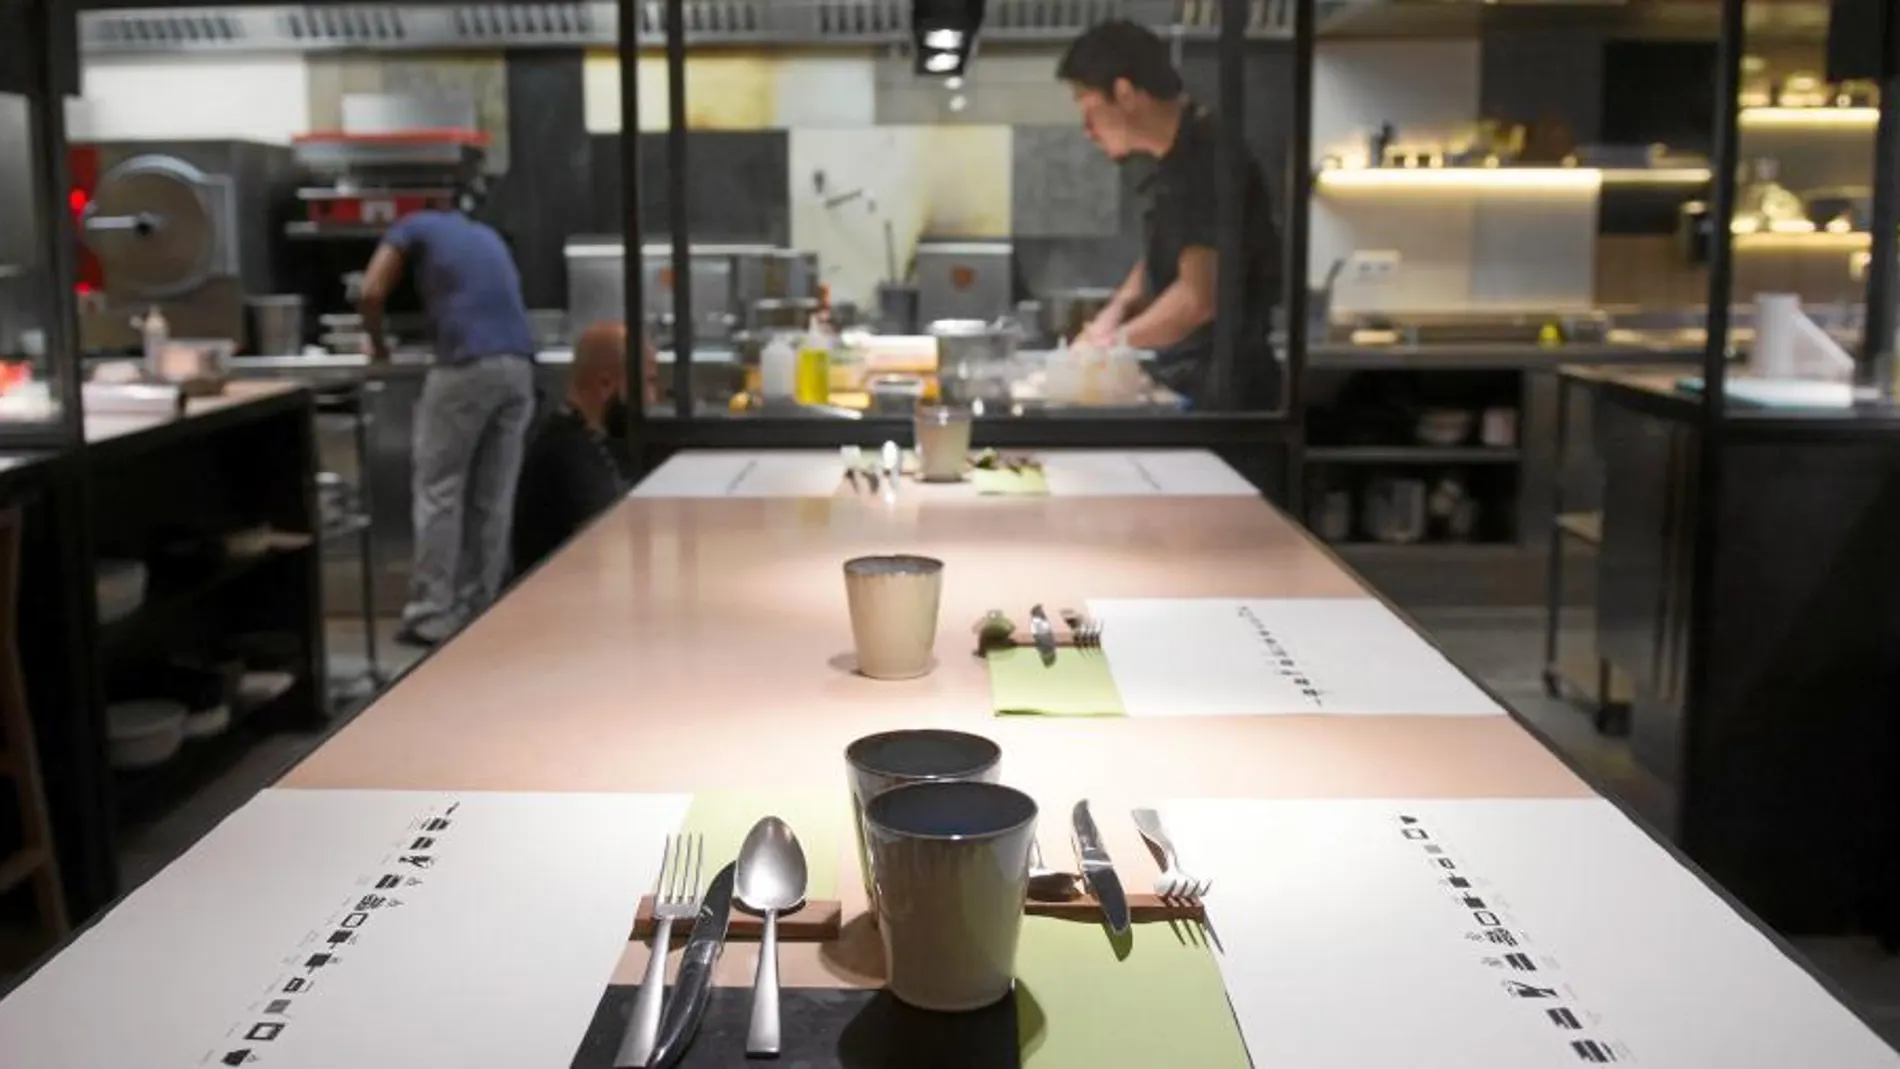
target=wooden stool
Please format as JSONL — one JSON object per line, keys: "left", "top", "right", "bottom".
{"left": 0, "top": 505, "right": 67, "bottom": 939}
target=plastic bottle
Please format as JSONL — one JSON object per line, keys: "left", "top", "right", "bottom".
{"left": 140, "top": 305, "right": 169, "bottom": 378}
{"left": 761, "top": 332, "right": 797, "bottom": 402}
{"left": 795, "top": 314, "right": 832, "bottom": 406}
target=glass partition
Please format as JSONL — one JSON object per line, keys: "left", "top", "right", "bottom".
{"left": 0, "top": 86, "right": 77, "bottom": 444}
{"left": 604, "top": 0, "right": 1301, "bottom": 429}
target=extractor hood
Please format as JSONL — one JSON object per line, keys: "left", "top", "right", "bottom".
{"left": 78, "top": 0, "right": 1296, "bottom": 55}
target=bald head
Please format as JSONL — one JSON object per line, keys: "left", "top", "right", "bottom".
{"left": 567, "top": 320, "right": 653, "bottom": 430}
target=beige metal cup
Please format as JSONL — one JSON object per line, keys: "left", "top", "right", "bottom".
{"left": 914, "top": 406, "right": 973, "bottom": 482}
{"left": 845, "top": 729, "right": 1003, "bottom": 913}
{"left": 843, "top": 555, "right": 944, "bottom": 680}
{"left": 865, "top": 780, "right": 1037, "bottom": 1011}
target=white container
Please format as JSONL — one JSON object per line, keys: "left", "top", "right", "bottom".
{"left": 107, "top": 700, "right": 187, "bottom": 770}
{"left": 183, "top": 703, "right": 232, "bottom": 739}
{"left": 760, "top": 332, "right": 797, "bottom": 402}
{"left": 95, "top": 559, "right": 148, "bottom": 624}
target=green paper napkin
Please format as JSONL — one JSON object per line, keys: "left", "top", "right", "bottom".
{"left": 1016, "top": 917, "right": 1250, "bottom": 1069}
{"left": 971, "top": 467, "right": 1051, "bottom": 496}
{"left": 680, "top": 790, "right": 846, "bottom": 900}
{"left": 987, "top": 647, "right": 1126, "bottom": 717}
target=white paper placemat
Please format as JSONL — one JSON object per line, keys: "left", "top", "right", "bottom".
{"left": 631, "top": 449, "right": 1256, "bottom": 499}
{"left": 0, "top": 788, "right": 689, "bottom": 1068}
{"left": 1088, "top": 597, "right": 1503, "bottom": 716}
{"left": 1040, "top": 450, "right": 1257, "bottom": 497}
{"left": 632, "top": 451, "right": 843, "bottom": 498}
{"left": 1163, "top": 798, "right": 1898, "bottom": 1069}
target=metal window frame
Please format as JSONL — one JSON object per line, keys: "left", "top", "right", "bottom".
{"left": 626, "top": 0, "right": 1313, "bottom": 489}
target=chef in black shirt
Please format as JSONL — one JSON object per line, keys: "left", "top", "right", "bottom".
{"left": 509, "top": 322, "right": 655, "bottom": 579}
{"left": 1058, "top": 19, "right": 1282, "bottom": 409}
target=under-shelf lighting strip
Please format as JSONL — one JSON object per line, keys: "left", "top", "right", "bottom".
{"left": 1314, "top": 167, "right": 1712, "bottom": 194}
{"left": 1738, "top": 106, "right": 1880, "bottom": 128}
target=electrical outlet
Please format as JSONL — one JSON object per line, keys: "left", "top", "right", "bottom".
{"left": 1348, "top": 250, "right": 1402, "bottom": 282}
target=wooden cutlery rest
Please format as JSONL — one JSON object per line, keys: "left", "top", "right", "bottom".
{"left": 631, "top": 892, "right": 1203, "bottom": 942}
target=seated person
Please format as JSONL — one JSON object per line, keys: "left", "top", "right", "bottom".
{"left": 510, "top": 322, "right": 655, "bottom": 578}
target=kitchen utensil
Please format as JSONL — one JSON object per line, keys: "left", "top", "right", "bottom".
{"left": 879, "top": 440, "right": 901, "bottom": 489}
{"left": 644, "top": 861, "right": 736, "bottom": 1069}
{"left": 182, "top": 703, "right": 231, "bottom": 739}
{"left": 1072, "top": 800, "right": 1129, "bottom": 934}
{"left": 1028, "top": 604, "right": 1058, "bottom": 667}
{"left": 914, "top": 406, "right": 973, "bottom": 482}
{"left": 616, "top": 833, "right": 703, "bottom": 1069}
{"left": 1057, "top": 607, "right": 1103, "bottom": 649}
{"left": 1364, "top": 477, "right": 1427, "bottom": 545}
{"left": 867, "top": 373, "right": 926, "bottom": 416}
{"left": 735, "top": 817, "right": 807, "bottom": 1058}
{"left": 845, "top": 729, "right": 1002, "bottom": 911}
{"left": 247, "top": 295, "right": 305, "bottom": 355}
{"left": 1071, "top": 797, "right": 1124, "bottom": 934}
{"left": 1481, "top": 407, "right": 1519, "bottom": 447}
{"left": 1132, "top": 808, "right": 1211, "bottom": 900}
{"left": 864, "top": 781, "right": 1038, "bottom": 1011}
{"left": 842, "top": 555, "right": 943, "bottom": 680}
{"left": 106, "top": 699, "right": 187, "bottom": 770}
{"left": 1027, "top": 838, "right": 1079, "bottom": 900}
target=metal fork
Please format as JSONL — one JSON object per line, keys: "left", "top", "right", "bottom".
{"left": 615, "top": 833, "right": 703, "bottom": 1068}
{"left": 1132, "top": 809, "right": 1211, "bottom": 900}
{"left": 1060, "top": 608, "right": 1105, "bottom": 649}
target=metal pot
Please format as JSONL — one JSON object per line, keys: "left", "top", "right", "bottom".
{"left": 929, "top": 319, "right": 1017, "bottom": 407}
{"left": 1040, "top": 288, "right": 1115, "bottom": 343}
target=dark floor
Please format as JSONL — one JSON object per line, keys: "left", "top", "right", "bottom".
{"left": 85, "top": 610, "right": 1900, "bottom": 1049}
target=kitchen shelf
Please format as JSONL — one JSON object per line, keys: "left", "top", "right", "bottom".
{"left": 111, "top": 679, "right": 308, "bottom": 826}
{"left": 1306, "top": 446, "right": 1521, "bottom": 465}
{"left": 99, "top": 547, "right": 307, "bottom": 655}
{"left": 285, "top": 221, "right": 389, "bottom": 240}
{"left": 1333, "top": 542, "right": 1523, "bottom": 558}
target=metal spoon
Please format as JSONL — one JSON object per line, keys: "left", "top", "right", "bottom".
{"left": 735, "top": 817, "right": 807, "bottom": 1058}
{"left": 879, "top": 440, "right": 901, "bottom": 501}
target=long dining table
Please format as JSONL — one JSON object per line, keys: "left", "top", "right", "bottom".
{"left": 3, "top": 448, "right": 1895, "bottom": 1068}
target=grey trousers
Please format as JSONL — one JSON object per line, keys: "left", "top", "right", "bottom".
{"left": 404, "top": 355, "right": 537, "bottom": 641}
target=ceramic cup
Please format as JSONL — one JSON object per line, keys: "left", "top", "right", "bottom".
{"left": 865, "top": 780, "right": 1038, "bottom": 1012}
{"left": 843, "top": 555, "right": 944, "bottom": 680}
{"left": 914, "top": 406, "right": 974, "bottom": 483}
{"left": 846, "top": 729, "right": 1002, "bottom": 914}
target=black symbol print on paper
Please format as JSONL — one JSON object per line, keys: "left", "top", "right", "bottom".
{"left": 357, "top": 895, "right": 387, "bottom": 910}
{"left": 398, "top": 854, "right": 433, "bottom": 868}
{"left": 1446, "top": 876, "right": 1472, "bottom": 889}
{"left": 1504, "top": 980, "right": 1558, "bottom": 999}
{"left": 1460, "top": 895, "right": 1488, "bottom": 909}
{"left": 327, "top": 930, "right": 353, "bottom": 946}
{"left": 425, "top": 818, "right": 451, "bottom": 831}
{"left": 410, "top": 836, "right": 435, "bottom": 850}
{"left": 342, "top": 911, "right": 369, "bottom": 928}
{"left": 377, "top": 874, "right": 402, "bottom": 889}
{"left": 1572, "top": 1039, "right": 1619, "bottom": 1063}
{"left": 1468, "top": 928, "right": 1520, "bottom": 946}
{"left": 304, "top": 953, "right": 333, "bottom": 970}
{"left": 264, "top": 999, "right": 291, "bottom": 1015}
{"left": 1504, "top": 953, "right": 1537, "bottom": 972}
{"left": 1437, "top": 858, "right": 1457, "bottom": 870}
{"left": 1424, "top": 845, "right": 1446, "bottom": 855}
{"left": 407, "top": 876, "right": 424, "bottom": 887}
{"left": 244, "top": 1023, "right": 284, "bottom": 1042}
{"left": 282, "top": 978, "right": 307, "bottom": 993}
{"left": 1548, "top": 1008, "right": 1583, "bottom": 1030}
{"left": 221, "top": 1050, "right": 252, "bottom": 1066}
{"left": 1402, "top": 828, "right": 1429, "bottom": 840}
{"left": 1473, "top": 911, "right": 1502, "bottom": 927}
{"left": 1399, "top": 815, "right": 1419, "bottom": 825}
{"left": 445, "top": 802, "right": 461, "bottom": 815}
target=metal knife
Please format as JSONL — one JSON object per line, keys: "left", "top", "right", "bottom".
{"left": 642, "top": 862, "right": 736, "bottom": 1069}
{"left": 1071, "top": 800, "right": 1130, "bottom": 934}
{"left": 1029, "top": 604, "right": 1058, "bottom": 667}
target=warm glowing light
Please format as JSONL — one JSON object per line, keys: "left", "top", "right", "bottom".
{"left": 923, "top": 51, "right": 960, "bottom": 74}
{"left": 1315, "top": 168, "right": 1601, "bottom": 193}
{"left": 1733, "top": 231, "right": 1871, "bottom": 250}
{"left": 1730, "top": 218, "right": 1817, "bottom": 235}
{"left": 1597, "top": 168, "right": 1713, "bottom": 185}
{"left": 922, "top": 28, "right": 963, "bottom": 49}
{"left": 1739, "top": 107, "right": 1880, "bottom": 128}
{"left": 67, "top": 189, "right": 87, "bottom": 213}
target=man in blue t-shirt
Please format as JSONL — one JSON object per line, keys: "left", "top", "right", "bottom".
{"left": 359, "top": 193, "right": 538, "bottom": 647}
